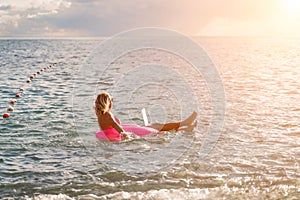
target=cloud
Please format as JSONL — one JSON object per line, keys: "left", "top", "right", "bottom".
{"left": 0, "top": 0, "right": 298, "bottom": 37}
{"left": 39, "top": 0, "right": 214, "bottom": 36}
{"left": 0, "top": 0, "right": 72, "bottom": 37}
{"left": 0, "top": 5, "right": 12, "bottom": 10}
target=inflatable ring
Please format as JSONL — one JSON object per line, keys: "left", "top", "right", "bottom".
{"left": 95, "top": 124, "right": 159, "bottom": 142}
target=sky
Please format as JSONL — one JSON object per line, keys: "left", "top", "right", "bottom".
{"left": 0, "top": 0, "right": 300, "bottom": 37}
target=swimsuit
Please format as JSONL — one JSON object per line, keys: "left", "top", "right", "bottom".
{"left": 95, "top": 116, "right": 159, "bottom": 142}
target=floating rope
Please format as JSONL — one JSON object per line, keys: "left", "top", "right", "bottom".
{"left": 2, "top": 64, "right": 56, "bottom": 119}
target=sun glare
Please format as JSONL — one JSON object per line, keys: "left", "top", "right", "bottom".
{"left": 286, "top": 0, "right": 300, "bottom": 14}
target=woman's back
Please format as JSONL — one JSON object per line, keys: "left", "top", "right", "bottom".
{"left": 97, "top": 112, "right": 115, "bottom": 130}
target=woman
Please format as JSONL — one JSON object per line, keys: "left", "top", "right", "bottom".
{"left": 95, "top": 92, "right": 197, "bottom": 142}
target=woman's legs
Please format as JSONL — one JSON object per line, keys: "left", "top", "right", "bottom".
{"left": 147, "top": 111, "right": 197, "bottom": 131}
{"left": 148, "top": 122, "right": 180, "bottom": 131}
{"left": 178, "top": 120, "right": 198, "bottom": 132}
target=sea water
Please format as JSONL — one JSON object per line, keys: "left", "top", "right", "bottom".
{"left": 0, "top": 37, "right": 299, "bottom": 199}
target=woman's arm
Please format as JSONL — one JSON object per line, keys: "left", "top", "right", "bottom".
{"left": 107, "top": 112, "right": 125, "bottom": 134}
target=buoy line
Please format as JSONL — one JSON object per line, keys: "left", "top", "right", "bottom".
{"left": 2, "top": 64, "right": 57, "bottom": 119}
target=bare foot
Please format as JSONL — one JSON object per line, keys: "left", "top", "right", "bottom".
{"left": 179, "top": 120, "right": 198, "bottom": 132}
{"left": 181, "top": 111, "right": 197, "bottom": 126}
{"left": 186, "top": 120, "right": 198, "bottom": 132}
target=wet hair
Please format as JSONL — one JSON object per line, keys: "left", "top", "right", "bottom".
{"left": 95, "top": 92, "right": 112, "bottom": 115}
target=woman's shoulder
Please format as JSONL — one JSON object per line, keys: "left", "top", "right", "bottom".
{"left": 97, "top": 111, "right": 114, "bottom": 119}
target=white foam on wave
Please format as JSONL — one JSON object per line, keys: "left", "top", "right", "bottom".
{"left": 26, "top": 189, "right": 209, "bottom": 200}
{"left": 24, "top": 184, "right": 300, "bottom": 200}
{"left": 79, "top": 188, "right": 211, "bottom": 200}
{"left": 25, "top": 193, "right": 74, "bottom": 200}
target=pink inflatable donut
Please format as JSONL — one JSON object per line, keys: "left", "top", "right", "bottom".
{"left": 95, "top": 124, "right": 158, "bottom": 142}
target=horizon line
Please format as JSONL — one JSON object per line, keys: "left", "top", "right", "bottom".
{"left": 1, "top": 35, "right": 300, "bottom": 40}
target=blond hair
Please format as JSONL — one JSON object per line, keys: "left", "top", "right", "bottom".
{"left": 95, "top": 92, "right": 112, "bottom": 115}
